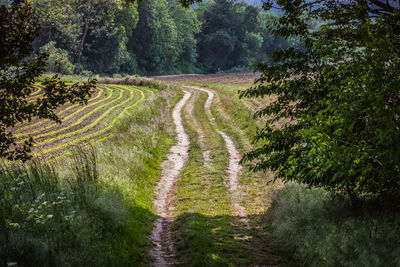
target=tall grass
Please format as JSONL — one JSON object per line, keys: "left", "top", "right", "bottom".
{"left": 0, "top": 152, "right": 128, "bottom": 266}
{"left": 265, "top": 183, "right": 400, "bottom": 266}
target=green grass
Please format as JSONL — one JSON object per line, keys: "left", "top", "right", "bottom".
{"left": 265, "top": 183, "right": 400, "bottom": 266}
{"left": 1, "top": 82, "right": 182, "bottom": 266}
{"left": 0, "top": 150, "right": 129, "bottom": 266}
{"left": 172, "top": 88, "right": 262, "bottom": 266}
{"left": 170, "top": 83, "right": 286, "bottom": 266}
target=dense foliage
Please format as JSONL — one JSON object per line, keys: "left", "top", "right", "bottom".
{"left": 0, "top": 0, "right": 96, "bottom": 161}
{"left": 33, "top": 0, "right": 140, "bottom": 75}
{"left": 240, "top": 0, "right": 400, "bottom": 201}
{"left": 31, "top": 0, "right": 295, "bottom": 75}
{"left": 127, "top": 0, "right": 201, "bottom": 74}
{"left": 195, "top": 0, "right": 296, "bottom": 72}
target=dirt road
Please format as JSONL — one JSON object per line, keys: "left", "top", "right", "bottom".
{"left": 149, "top": 84, "right": 280, "bottom": 266}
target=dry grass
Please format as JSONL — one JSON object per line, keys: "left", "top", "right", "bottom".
{"left": 154, "top": 71, "right": 261, "bottom": 85}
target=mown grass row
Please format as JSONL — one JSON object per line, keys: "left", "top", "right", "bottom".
{"left": 16, "top": 86, "right": 106, "bottom": 136}
{"left": 25, "top": 86, "right": 43, "bottom": 102}
{"left": 18, "top": 86, "right": 123, "bottom": 141}
{"left": 15, "top": 84, "right": 151, "bottom": 158}
{"left": 37, "top": 86, "right": 151, "bottom": 157}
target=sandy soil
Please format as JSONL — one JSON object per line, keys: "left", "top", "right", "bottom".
{"left": 150, "top": 91, "right": 192, "bottom": 266}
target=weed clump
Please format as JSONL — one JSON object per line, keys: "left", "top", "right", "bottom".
{"left": 100, "top": 76, "right": 168, "bottom": 90}
{"left": 0, "top": 152, "right": 130, "bottom": 266}
{"left": 265, "top": 183, "right": 400, "bottom": 266}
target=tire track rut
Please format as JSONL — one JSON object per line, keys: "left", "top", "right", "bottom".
{"left": 150, "top": 90, "right": 191, "bottom": 266}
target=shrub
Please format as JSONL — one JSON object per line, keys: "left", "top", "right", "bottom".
{"left": 41, "top": 42, "right": 75, "bottom": 75}
{"left": 266, "top": 183, "right": 400, "bottom": 266}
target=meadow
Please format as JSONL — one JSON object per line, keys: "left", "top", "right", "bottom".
{"left": 2, "top": 72, "right": 400, "bottom": 266}
{"left": 1, "top": 77, "right": 181, "bottom": 266}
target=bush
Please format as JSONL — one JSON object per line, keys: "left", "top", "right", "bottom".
{"left": 266, "top": 183, "right": 400, "bottom": 266}
{"left": 241, "top": 1, "right": 400, "bottom": 202}
{"left": 41, "top": 42, "right": 75, "bottom": 75}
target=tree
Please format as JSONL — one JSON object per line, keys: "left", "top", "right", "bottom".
{"left": 195, "top": 0, "right": 264, "bottom": 72}
{"left": 80, "top": 0, "right": 139, "bottom": 74}
{"left": 238, "top": 0, "right": 400, "bottom": 202}
{"left": 127, "top": 0, "right": 178, "bottom": 74}
{"left": 127, "top": 0, "right": 200, "bottom": 74}
{"left": 34, "top": 0, "right": 139, "bottom": 75}
{"left": 168, "top": 0, "right": 201, "bottom": 68}
{"left": 0, "top": 0, "right": 96, "bottom": 161}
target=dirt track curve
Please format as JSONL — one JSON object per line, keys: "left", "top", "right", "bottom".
{"left": 150, "top": 86, "right": 251, "bottom": 265}
{"left": 185, "top": 86, "right": 249, "bottom": 225}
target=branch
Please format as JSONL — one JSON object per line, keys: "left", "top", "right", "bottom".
{"left": 369, "top": 0, "right": 397, "bottom": 14}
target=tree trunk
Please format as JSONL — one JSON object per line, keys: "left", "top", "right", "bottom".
{"left": 76, "top": 0, "right": 94, "bottom": 63}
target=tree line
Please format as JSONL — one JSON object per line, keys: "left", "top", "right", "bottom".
{"left": 31, "top": 0, "right": 296, "bottom": 76}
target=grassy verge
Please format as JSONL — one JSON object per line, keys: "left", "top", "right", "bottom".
{"left": 265, "top": 183, "right": 400, "bottom": 266}
{"left": 0, "top": 83, "right": 182, "bottom": 266}
{"left": 0, "top": 150, "right": 129, "bottom": 266}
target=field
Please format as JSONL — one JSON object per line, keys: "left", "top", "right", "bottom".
{"left": 12, "top": 72, "right": 271, "bottom": 160}
{"left": 13, "top": 83, "right": 153, "bottom": 158}
{"left": 4, "top": 72, "right": 395, "bottom": 266}
{"left": 154, "top": 71, "right": 261, "bottom": 84}
{"left": 1, "top": 78, "right": 182, "bottom": 266}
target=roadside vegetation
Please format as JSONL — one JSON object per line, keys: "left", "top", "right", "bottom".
{"left": 266, "top": 183, "right": 400, "bottom": 266}
{"left": 0, "top": 81, "right": 181, "bottom": 266}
